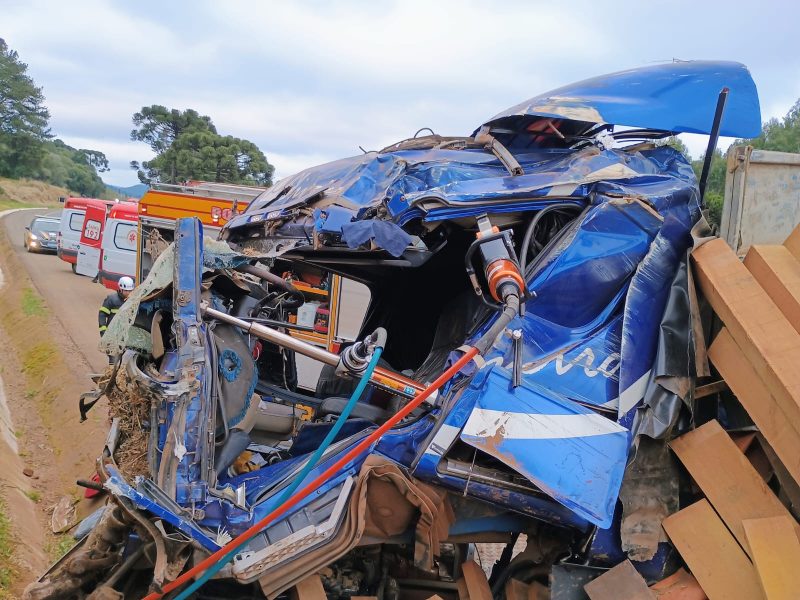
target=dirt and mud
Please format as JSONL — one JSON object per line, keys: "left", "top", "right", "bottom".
{"left": 0, "top": 210, "right": 110, "bottom": 597}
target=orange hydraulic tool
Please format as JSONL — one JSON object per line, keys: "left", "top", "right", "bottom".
{"left": 464, "top": 214, "right": 529, "bottom": 307}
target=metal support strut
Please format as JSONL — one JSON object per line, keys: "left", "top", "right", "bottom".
{"left": 201, "top": 304, "right": 426, "bottom": 400}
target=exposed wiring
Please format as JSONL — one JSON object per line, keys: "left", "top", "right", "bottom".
{"left": 519, "top": 204, "right": 582, "bottom": 276}
{"left": 276, "top": 345, "right": 383, "bottom": 505}
{"left": 172, "top": 345, "right": 385, "bottom": 599}
{"left": 142, "top": 346, "right": 479, "bottom": 600}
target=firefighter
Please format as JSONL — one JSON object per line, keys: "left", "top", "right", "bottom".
{"left": 99, "top": 276, "right": 134, "bottom": 348}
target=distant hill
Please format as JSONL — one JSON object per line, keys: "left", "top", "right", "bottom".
{"left": 105, "top": 183, "right": 148, "bottom": 199}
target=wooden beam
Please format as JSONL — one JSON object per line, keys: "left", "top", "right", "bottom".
{"left": 743, "top": 516, "right": 800, "bottom": 600}
{"left": 708, "top": 329, "right": 800, "bottom": 486}
{"left": 783, "top": 222, "right": 800, "bottom": 262}
{"left": 669, "top": 420, "right": 800, "bottom": 557}
{"left": 290, "top": 574, "right": 327, "bottom": 600}
{"left": 744, "top": 244, "right": 800, "bottom": 334}
{"left": 460, "top": 561, "right": 492, "bottom": 600}
{"left": 649, "top": 568, "right": 705, "bottom": 600}
{"left": 662, "top": 499, "right": 764, "bottom": 600}
{"left": 692, "top": 238, "right": 800, "bottom": 432}
{"left": 695, "top": 380, "right": 728, "bottom": 399}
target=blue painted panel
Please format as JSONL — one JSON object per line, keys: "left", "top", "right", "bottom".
{"left": 458, "top": 367, "right": 628, "bottom": 527}
{"left": 483, "top": 60, "right": 761, "bottom": 137}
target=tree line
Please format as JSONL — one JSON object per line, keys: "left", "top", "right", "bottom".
{"left": 672, "top": 101, "right": 800, "bottom": 225}
{"left": 3, "top": 33, "right": 800, "bottom": 203}
{"left": 0, "top": 39, "right": 110, "bottom": 196}
{"left": 129, "top": 106, "right": 274, "bottom": 187}
{"left": 0, "top": 38, "right": 274, "bottom": 198}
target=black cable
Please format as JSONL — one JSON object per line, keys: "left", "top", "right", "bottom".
{"left": 519, "top": 204, "right": 582, "bottom": 275}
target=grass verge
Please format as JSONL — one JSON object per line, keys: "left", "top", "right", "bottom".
{"left": 46, "top": 535, "right": 75, "bottom": 562}
{"left": 21, "top": 287, "right": 47, "bottom": 317}
{"left": 0, "top": 499, "right": 16, "bottom": 599}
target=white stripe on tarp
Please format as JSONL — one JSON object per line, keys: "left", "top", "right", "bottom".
{"left": 617, "top": 369, "right": 651, "bottom": 417}
{"left": 462, "top": 407, "right": 626, "bottom": 441}
{"left": 600, "top": 396, "right": 619, "bottom": 409}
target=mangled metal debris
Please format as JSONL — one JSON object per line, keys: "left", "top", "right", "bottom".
{"left": 26, "top": 60, "right": 793, "bottom": 599}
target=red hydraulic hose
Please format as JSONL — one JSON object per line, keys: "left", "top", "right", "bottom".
{"left": 143, "top": 346, "right": 479, "bottom": 599}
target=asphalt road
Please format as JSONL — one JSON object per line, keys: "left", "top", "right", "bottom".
{"left": 3, "top": 208, "right": 111, "bottom": 372}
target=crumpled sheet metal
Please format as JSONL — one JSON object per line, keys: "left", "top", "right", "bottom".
{"left": 99, "top": 236, "right": 253, "bottom": 356}
{"left": 458, "top": 365, "right": 628, "bottom": 528}
{"left": 226, "top": 146, "right": 697, "bottom": 241}
{"left": 257, "top": 456, "right": 452, "bottom": 599}
{"left": 482, "top": 60, "right": 761, "bottom": 138}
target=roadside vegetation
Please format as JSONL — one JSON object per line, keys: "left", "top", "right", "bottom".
{"left": 21, "top": 287, "right": 46, "bottom": 317}
{"left": 0, "top": 499, "right": 16, "bottom": 600}
{"left": 46, "top": 535, "right": 75, "bottom": 562}
{"left": 0, "top": 39, "right": 134, "bottom": 202}
{"left": 682, "top": 99, "right": 800, "bottom": 226}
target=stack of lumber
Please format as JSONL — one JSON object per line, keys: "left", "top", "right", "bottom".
{"left": 659, "top": 225, "right": 800, "bottom": 600}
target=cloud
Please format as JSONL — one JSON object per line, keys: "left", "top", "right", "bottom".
{"left": 3, "top": 0, "right": 800, "bottom": 187}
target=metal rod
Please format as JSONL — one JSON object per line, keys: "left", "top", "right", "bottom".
{"left": 699, "top": 87, "right": 729, "bottom": 205}
{"left": 203, "top": 305, "right": 340, "bottom": 366}
{"left": 202, "top": 304, "right": 424, "bottom": 399}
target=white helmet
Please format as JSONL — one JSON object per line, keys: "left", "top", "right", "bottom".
{"left": 118, "top": 276, "right": 135, "bottom": 292}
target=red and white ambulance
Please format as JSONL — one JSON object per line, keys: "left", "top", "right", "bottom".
{"left": 98, "top": 201, "right": 139, "bottom": 289}
{"left": 57, "top": 197, "right": 115, "bottom": 274}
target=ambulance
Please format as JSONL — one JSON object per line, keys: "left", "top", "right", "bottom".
{"left": 98, "top": 201, "right": 139, "bottom": 289}
{"left": 57, "top": 197, "right": 115, "bottom": 274}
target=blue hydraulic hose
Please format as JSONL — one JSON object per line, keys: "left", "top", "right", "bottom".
{"left": 172, "top": 346, "right": 383, "bottom": 600}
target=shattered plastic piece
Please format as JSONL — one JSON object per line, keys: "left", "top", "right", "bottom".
{"left": 51, "top": 496, "right": 77, "bottom": 533}
{"left": 73, "top": 507, "right": 106, "bottom": 541}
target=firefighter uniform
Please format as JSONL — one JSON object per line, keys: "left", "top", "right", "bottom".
{"left": 98, "top": 291, "right": 125, "bottom": 336}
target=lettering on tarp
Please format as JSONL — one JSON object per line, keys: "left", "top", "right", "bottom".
{"left": 486, "top": 350, "right": 620, "bottom": 379}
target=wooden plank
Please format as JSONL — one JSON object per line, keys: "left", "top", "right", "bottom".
{"left": 505, "top": 579, "right": 529, "bottom": 600}
{"left": 290, "top": 574, "right": 327, "bottom": 600}
{"left": 649, "top": 568, "right": 706, "bottom": 600}
{"left": 461, "top": 561, "right": 493, "bottom": 600}
{"left": 456, "top": 577, "right": 470, "bottom": 600}
{"left": 669, "top": 420, "right": 800, "bottom": 557}
{"left": 505, "top": 578, "right": 550, "bottom": 600}
{"left": 743, "top": 516, "right": 800, "bottom": 600}
{"left": 583, "top": 560, "right": 653, "bottom": 600}
{"left": 783, "top": 221, "right": 800, "bottom": 262}
{"left": 692, "top": 238, "right": 800, "bottom": 430}
{"left": 527, "top": 581, "right": 550, "bottom": 600}
{"left": 661, "top": 500, "right": 764, "bottom": 600}
{"left": 695, "top": 380, "right": 727, "bottom": 399}
{"left": 744, "top": 244, "right": 800, "bottom": 333}
{"left": 708, "top": 329, "right": 800, "bottom": 486}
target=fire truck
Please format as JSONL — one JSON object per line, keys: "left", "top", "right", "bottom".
{"left": 137, "top": 181, "right": 265, "bottom": 280}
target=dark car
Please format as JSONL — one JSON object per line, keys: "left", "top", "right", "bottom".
{"left": 23, "top": 215, "right": 61, "bottom": 253}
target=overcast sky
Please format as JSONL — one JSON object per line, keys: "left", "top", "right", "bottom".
{"left": 4, "top": 0, "right": 800, "bottom": 187}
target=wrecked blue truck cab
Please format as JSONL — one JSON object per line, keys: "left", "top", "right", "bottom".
{"left": 26, "top": 61, "right": 760, "bottom": 599}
